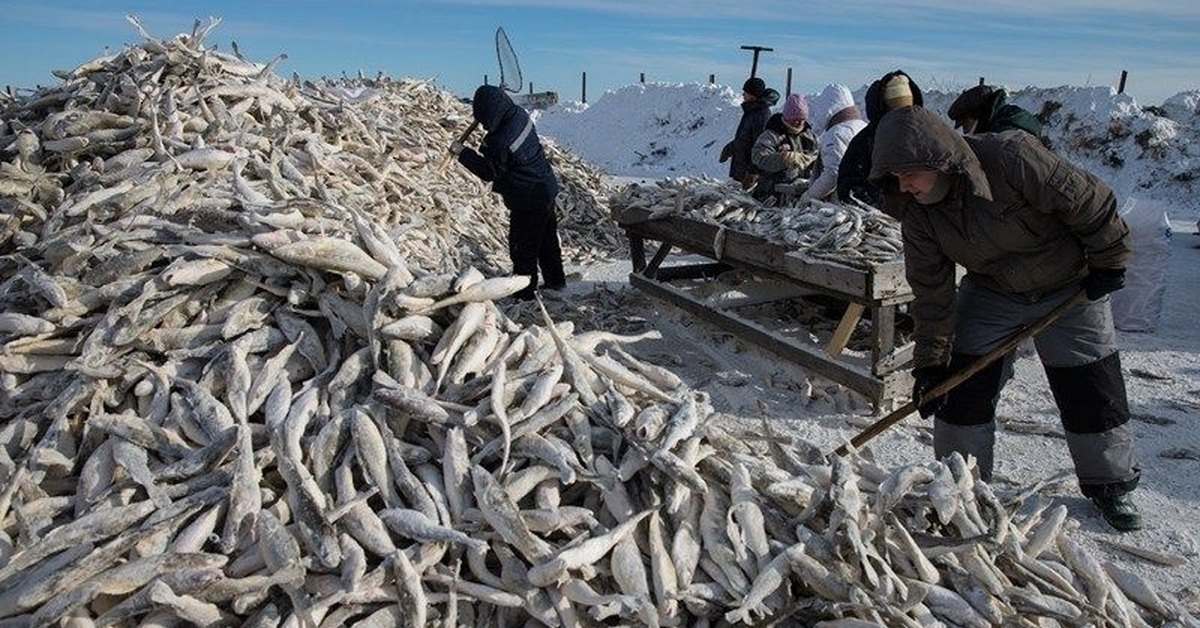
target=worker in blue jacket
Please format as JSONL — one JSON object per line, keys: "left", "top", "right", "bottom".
{"left": 453, "top": 85, "right": 566, "bottom": 299}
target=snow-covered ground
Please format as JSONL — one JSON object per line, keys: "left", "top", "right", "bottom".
{"left": 535, "top": 81, "right": 1200, "bottom": 604}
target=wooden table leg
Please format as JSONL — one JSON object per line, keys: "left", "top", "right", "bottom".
{"left": 826, "top": 302, "right": 866, "bottom": 357}
{"left": 629, "top": 233, "right": 647, "bottom": 273}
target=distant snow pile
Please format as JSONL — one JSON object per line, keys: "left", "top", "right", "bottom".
{"left": 535, "top": 82, "right": 1200, "bottom": 222}
{"left": 533, "top": 82, "right": 741, "bottom": 178}
{"left": 1162, "top": 89, "right": 1200, "bottom": 121}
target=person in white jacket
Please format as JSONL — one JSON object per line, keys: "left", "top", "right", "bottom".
{"left": 800, "top": 84, "right": 867, "bottom": 203}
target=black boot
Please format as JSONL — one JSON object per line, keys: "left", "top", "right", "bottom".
{"left": 1091, "top": 493, "right": 1143, "bottom": 532}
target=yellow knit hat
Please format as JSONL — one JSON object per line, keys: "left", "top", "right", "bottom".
{"left": 884, "top": 75, "right": 914, "bottom": 109}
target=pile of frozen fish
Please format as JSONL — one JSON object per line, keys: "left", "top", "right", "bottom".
{"left": 609, "top": 177, "right": 905, "bottom": 267}
{"left": 1, "top": 17, "right": 1196, "bottom": 628}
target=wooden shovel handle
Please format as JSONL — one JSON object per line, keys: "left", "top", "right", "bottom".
{"left": 831, "top": 290, "right": 1087, "bottom": 457}
{"left": 438, "top": 120, "right": 480, "bottom": 173}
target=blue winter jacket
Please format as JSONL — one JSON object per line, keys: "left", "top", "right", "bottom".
{"left": 458, "top": 85, "right": 559, "bottom": 212}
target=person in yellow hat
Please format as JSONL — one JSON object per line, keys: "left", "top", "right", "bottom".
{"left": 837, "top": 70, "right": 924, "bottom": 206}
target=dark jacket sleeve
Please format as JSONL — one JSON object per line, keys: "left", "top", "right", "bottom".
{"left": 837, "top": 127, "right": 874, "bottom": 202}
{"left": 458, "top": 146, "right": 496, "bottom": 182}
{"left": 1003, "top": 135, "right": 1131, "bottom": 270}
{"left": 730, "top": 103, "right": 771, "bottom": 180}
{"left": 901, "top": 209, "right": 959, "bottom": 368}
{"left": 989, "top": 104, "right": 1044, "bottom": 137}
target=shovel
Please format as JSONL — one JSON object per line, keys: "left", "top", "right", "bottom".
{"left": 437, "top": 120, "right": 480, "bottom": 173}
{"left": 831, "top": 290, "right": 1087, "bottom": 457}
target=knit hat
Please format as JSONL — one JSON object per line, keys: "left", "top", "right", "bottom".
{"left": 742, "top": 77, "right": 767, "bottom": 97}
{"left": 782, "top": 93, "right": 809, "bottom": 124}
{"left": 883, "top": 75, "right": 914, "bottom": 109}
{"left": 948, "top": 85, "right": 1000, "bottom": 128}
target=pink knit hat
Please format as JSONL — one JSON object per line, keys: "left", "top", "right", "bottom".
{"left": 782, "top": 93, "right": 809, "bottom": 124}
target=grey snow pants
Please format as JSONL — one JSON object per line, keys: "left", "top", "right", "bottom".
{"left": 933, "top": 275, "right": 1140, "bottom": 498}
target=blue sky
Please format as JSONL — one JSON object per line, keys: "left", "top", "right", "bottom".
{"left": 1, "top": 1, "right": 1197, "bottom": 105}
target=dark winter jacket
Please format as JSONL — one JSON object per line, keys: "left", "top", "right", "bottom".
{"left": 837, "top": 71, "right": 925, "bottom": 205}
{"left": 986, "top": 101, "right": 1044, "bottom": 136}
{"left": 949, "top": 85, "right": 1043, "bottom": 137}
{"left": 724, "top": 88, "right": 780, "bottom": 182}
{"left": 869, "top": 107, "right": 1130, "bottom": 367}
{"left": 750, "top": 113, "right": 818, "bottom": 201}
{"left": 458, "top": 85, "right": 559, "bottom": 212}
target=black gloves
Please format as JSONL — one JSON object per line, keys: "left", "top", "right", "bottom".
{"left": 912, "top": 365, "right": 949, "bottom": 418}
{"left": 1082, "top": 267, "right": 1125, "bottom": 300}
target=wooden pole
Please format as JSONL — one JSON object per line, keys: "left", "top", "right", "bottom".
{"left": 438, "top": 121, "right": 479, "bottom": 173}
{"left": 826, "top": 303, "right": 865, "bottom": 357}
{"left": 1117, "top": 70, "right": 1128, "bottom": 94}
{"left": 581, "top": 71, "right": 587, "bottom": 104}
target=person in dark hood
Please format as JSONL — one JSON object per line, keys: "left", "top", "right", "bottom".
{"left": 948, "top": 84, "right": 1043, "bottom": 137}
{"left": 837, "top": 70, "right": 924, "bottom": 206}
{"left": 749, "top": 93, "right": 818, "bottom": 204}
{"left": 452, "top": 85, "right": 565, "bottom": 300}
{"left": 869, "top": 106, "right": 1141, "bottom": 531}
{"left": 720, "top": 77, "right": 780, "bottom": 190}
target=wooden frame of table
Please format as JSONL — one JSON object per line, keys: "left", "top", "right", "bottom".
{"left": 618, "top": 207, "right": 915, "bottom": 410}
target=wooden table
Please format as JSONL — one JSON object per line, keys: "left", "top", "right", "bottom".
{"left": 616, "top": 206, "right": 915, "bottom": 410}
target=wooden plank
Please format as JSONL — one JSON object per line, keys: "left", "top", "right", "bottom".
{"left": 622, "top": 210, "right": 910, "bottom": 302}
{"left": 645, "top": 241, "right": 672, "bottom": 276}
{"left": 826, "top": 302, "right": 866, "bottom": 357}
{"left": 629, "top": 233, "right": 647, "bottom": 272}
{"left": 876, "top": 342, "right": 915, "bottom": 375}
{"left": 630, "top": 273, "right": 884, "bottom": 402}
{"left": 713, "top": 282, "right": 813, "bottom": 308}
{"left": 868, "top": 262, "right": 911, "bottom": 302}
{"left": 653, "top": 262, "right": 734, "bottom": 281}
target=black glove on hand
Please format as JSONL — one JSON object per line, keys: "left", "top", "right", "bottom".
{"left": 1082, "top": 267, "right": 1125, "bottom": 300}
{"left": 912, "top": 365, "right": 949, "bottom": 419}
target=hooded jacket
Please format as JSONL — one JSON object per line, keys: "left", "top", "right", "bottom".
{"left": 804, "top": 84, "right": 867, "bottom": 201}
{"left": 837, "top": 71, "right": 925, "bottom": 205}
{"left": 750, "top": 112, "right": 818, "bottom": 199}
{"left": 725, "top": 88, "right": 780, "bottom": 181}
{"left": 868, "top": 107, "right": 1130, "bottom": 367}
{"left": 459, "top": 85, "right": 559, "bottom": 211}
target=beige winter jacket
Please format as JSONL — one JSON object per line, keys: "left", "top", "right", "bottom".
{"left": 869, "top": 107, "right": 1130, "bottom": 367}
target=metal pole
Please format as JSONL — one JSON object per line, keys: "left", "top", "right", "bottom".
{"left": 786, "top": 68, "right": 793, "bottom": 96}
{"left": 640, "top": 72, "right": 645, "bottom": 84}
{"left": 484, "top": 74, "right": 489, "bottom": 85}
{"left": 739, "top": 45, "right": 774, "bottom": 78}
{"left": 582, "top": 71, "right": 587, "bottom": 104}
{"left": 978, "top": 76, "right": 985, "bottom": 86}
{"left": 1117, "top": 70, "right": 1128, "bottom": 94}
{"left": 709, "top": 74, "right": 715, "bottom": 85}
